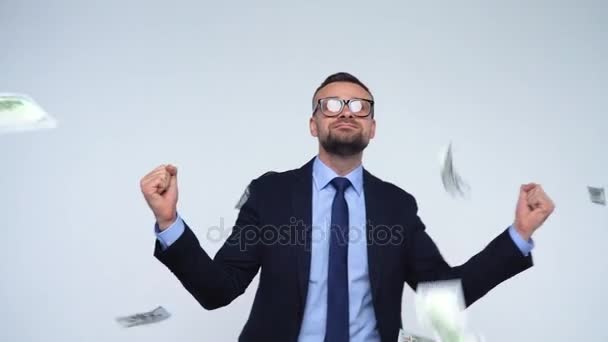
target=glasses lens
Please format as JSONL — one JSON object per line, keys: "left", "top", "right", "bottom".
{"left": 323, "top": 98, "right": 343, "bottom": 115}
{"left": 349, "top": 100, "right": 363, "bottom": 113}
{"left": 352, "top": 99, "right": 372, "bottom": 116}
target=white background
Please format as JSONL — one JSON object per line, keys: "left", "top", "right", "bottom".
{"left": 1, "top": 0, "right": 606, "bottom": 341}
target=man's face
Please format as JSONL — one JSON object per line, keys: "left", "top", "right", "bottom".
{"left": 309, "top": 82, "right": 376, "bottom": 157}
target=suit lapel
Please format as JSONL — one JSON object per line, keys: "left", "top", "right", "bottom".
{"left": 363, "top": 169, "right": 382, "bottom": 303}
{"left": 291, "top": 157, "right": 315, "bottom": 318}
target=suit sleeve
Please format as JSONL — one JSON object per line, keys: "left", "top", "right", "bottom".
{"left": 403, "top": 195, "right": 533, "bottom": 307}
{"left": 153, "top": 178, "right": 263, "bottom": 310}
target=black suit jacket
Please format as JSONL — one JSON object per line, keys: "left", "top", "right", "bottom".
{"left": 154, "top": 157, "right": 533, "bottom": 341}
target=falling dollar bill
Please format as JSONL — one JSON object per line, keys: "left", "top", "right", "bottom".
{"left": 115, "top": 306, "right": 171, "bottom": 328}
{"left": 399, "top": 329, "right": 436, "bottom": 342}
{"left": 0, "top": 93, "right": 57, "bottom": 134}
{"left": 235, "top": 184, "right": 250, "bottom": 210}
{"left": 415, "top": 280, "right": 482, "bottom": 342}
{"left": 439, "top": 142, "right": 470, "bottom": 198}
{"left": 235, "top": 171, "right": 278, "bottom": 210}
{"left": 587, "top": 186, "right": 606, "bottom": 206}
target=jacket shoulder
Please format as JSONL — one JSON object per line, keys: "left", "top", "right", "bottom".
{"left": 247, "top": 167, "right": 303, "bottom": 196}
{"left": 365, "top": 170, "right": 418, "bottom": 207}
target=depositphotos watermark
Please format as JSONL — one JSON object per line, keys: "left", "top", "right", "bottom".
{"left": 204, "top": 217, "right": 406, "bottom": 251}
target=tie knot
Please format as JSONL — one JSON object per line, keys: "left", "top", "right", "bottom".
{"left": 330, "top": 177, "right": 351, "bottom": 193}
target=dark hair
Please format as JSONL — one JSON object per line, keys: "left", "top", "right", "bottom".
{"left": 312, "top": 72, "right": 373, "bottom": 108}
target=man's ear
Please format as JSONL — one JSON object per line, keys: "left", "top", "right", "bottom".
{"left": 309, "top": 116, "right": 319, "bottom": 137}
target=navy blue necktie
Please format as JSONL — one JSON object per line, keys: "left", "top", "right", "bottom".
{"left": 325, "top": 177, "right": 351, "bottom": 342}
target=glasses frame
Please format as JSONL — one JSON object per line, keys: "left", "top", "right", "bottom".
{"left": 313, "top": 97, "right": 375, "bottom": 118}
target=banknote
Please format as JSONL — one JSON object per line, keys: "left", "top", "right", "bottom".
{"left": 235, "top": 172, "right": 278, "bottom": 210}
{"left": 0, "top": 93, "right": 57, "bottom": 134}
{"left": 235, "top": 184, "right": 250, "bottom": 209}
{"left": 415, "top": 279, "right": 465, "bottom": 342}
{"left": 415, "top": 279, "right": 484, "bottom": 342}
{"left": 399, "top": 329, "right": 436, "bottom": 342}
{"left": 439, "top": 142, "right": 470, "bottom": 198}
{"left": 587, "top": 186, "right": 606, "bottom": 205}
{"left": 116, "top": 306, "right": 171, "bottom": 328}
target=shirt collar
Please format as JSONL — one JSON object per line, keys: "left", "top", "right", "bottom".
{"left": 312, "top": 155, "right": 363, "bottom": 196}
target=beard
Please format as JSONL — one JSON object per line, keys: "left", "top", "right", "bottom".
{"left": 320, "top": 129, "right": 369, "bottom": 157}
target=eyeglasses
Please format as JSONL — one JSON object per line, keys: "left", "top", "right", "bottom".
{"left": 313, "top": 97, "right": 374, "bottom": 117}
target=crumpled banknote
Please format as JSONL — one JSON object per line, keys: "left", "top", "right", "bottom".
{"left": 115, "top": 306, "right": 171, "bottom": 328}
{"left": 0, "top": 93, "right": 57, "bottom": 134}
{"left": 587, "top": 186, "right": 606, "bottom": 206}
{"left": 439, "top": 142, "right": 470, "bottom": 198}
{"left": 415, "top": 280, "right": 483, "bottom": 342}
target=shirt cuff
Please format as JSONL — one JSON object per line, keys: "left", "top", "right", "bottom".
{"left": 154, "top": 214, "right": 185, "bottom": 250}
{"left": 508, "top": 225, "right": 535, "bottom": 256}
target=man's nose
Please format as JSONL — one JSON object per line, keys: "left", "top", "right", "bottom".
{"left": 339, "top": 104, "right": 354, "bottom": 118}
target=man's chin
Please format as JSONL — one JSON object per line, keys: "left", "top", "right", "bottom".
{"left": 321, "top": 140, "right": 369, "bottom": 157}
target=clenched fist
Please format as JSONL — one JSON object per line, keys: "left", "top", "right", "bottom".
{"left": 140, "top": 164, "right": 178, "bottom": 230}
{"left": 513, "top": 183, "right": 555, "bottom": 241}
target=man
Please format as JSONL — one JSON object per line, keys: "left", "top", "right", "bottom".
{"left": 140, "top": 72, "right": 555, "bottom": 342}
